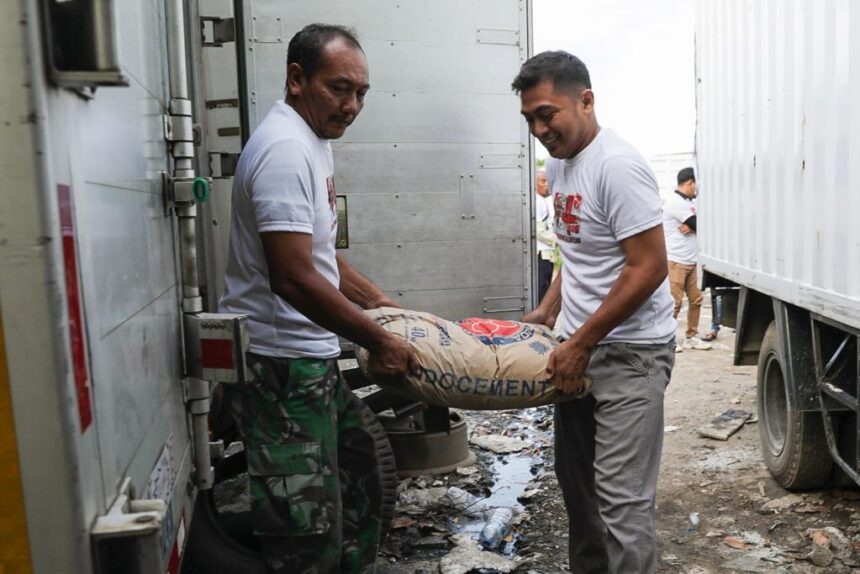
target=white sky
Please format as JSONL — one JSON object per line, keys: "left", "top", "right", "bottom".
{"left": 532, "top": 0, "right": 696, "bottom": 160}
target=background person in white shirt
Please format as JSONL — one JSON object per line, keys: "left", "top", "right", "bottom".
{"left": 535, "top": 168, "right": 556, "bottom": 300}
{"left": 663, "top": 167, "right": 711, "bottom": 351}
{"left": 517, "top": 50, "right": 676, "bottom": 574}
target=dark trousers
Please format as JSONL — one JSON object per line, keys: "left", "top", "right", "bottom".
{"left": 538, "top": 258, "right": 554, "bottom": 302}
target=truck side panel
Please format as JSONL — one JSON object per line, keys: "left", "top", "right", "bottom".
{"left": 1, "top": 1, "right": 196, "bottom": 571}
{"left": 696, "top": 0, "right": 860, "bottom": 330}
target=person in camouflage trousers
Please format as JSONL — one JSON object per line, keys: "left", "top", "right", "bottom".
{"left": 226, "top": 356, "right": 383, "bottom": 572}
{"left": 219, "top": 24, "right": 418, "bottom": 572}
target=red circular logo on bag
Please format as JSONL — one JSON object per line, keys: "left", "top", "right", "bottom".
{"left": 457, "top": 318, "right": 534, "bottom": 345}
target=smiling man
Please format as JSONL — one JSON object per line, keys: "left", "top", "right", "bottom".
{"left": 219, "top": 24, "right": 417, "bottom": 573}
{"left": 516, "top": 52, "right": 677, "bottom": 573}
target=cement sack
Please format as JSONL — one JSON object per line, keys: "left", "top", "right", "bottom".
{"left": 355, "top": 307, "right": 590, "bottom": 410}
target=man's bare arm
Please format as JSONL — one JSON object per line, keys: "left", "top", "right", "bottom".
{"left": 336, "top": 254, "right": 399, "bottom": 309}
{"left": 261, "top": 232, "right": 417, "bottom": 378}
{"left": 571, "top": 225, "right": 668, "bottom": 347}
{"left": 548, "top": 225, "right": 669, "bottom": 393}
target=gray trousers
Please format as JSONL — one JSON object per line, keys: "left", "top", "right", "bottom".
{"left": 554, "top": 341, "right": 675, "bottom": 574}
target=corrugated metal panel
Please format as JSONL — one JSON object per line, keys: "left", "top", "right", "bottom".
{"left": 696, "top": 0, "right": 860, "bottom": 328}
{"left": 242, "top": 0, "right": 532, "bottom": 319}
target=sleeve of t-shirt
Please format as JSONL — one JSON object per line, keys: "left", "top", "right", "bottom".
{"left": 665, "top": 194, "right": 695, "bottom": 224}
{"left": 598, "top": 154, "right": 663, "bottom": 241}
{"left": 248, "top": 138, "right": 316, "bottom": 234}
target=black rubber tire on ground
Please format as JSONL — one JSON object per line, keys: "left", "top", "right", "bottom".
{"left": 757, "top": 322, "right": 833, "bottom": 490}
{"left": 183, "top": 399, "right": 398, "bottom": 573}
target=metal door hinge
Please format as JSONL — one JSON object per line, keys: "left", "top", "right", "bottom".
{"left": 162, "top": 172, "right": 211, "bottom": 215}
{"left": 201, "top": 17, "right": 235, "bottom": 47}
{"left": 92, "top": 478, "right": 166, "bottom": 573}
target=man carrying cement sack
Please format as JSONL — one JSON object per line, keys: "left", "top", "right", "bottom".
{"left": 514, "top": 52, "right": 676, "bottom": 574}
{"left": 219, "top": 24, "right": 418, "bottom": 573}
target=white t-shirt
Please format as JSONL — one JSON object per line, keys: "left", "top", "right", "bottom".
{"left": 535, "top": 194, "right": 555, "bottom": 258}
{"left": 663, "top": 192, "right": 698, "bottom": 265}
{"left": 547, "top": 128, "right": 676, "bottom": 344}
{"left": 219, "top": 102, "right": 340, "bottom": 358}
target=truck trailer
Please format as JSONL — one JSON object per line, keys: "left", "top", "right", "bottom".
{"left": 695, "top": 0, "right": 860, "bottom": 489}
{"left": 0, "top": 1, "right": 534, "bottom": 572}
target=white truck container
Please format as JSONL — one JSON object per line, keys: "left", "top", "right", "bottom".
{"left": 0, "top": 1, "right": 533, "bottom": 572}
{"left": 696, "top": 0, "right": 860, "bottom": 488}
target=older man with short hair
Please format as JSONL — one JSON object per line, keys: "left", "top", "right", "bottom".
{"left": 220, "top": 23, "right": 417, "bottom": 573}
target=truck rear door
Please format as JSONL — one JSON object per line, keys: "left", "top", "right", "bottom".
{"left": 199, "top": 0, "right": 535, "bottom": 319}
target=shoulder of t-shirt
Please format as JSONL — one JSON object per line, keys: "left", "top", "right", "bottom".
{"left": 595, "top": 150, "right": 657, "bottom": 193}
{"left": 245, "top": 130, "right": 316, "bottom": 171}
{"left": 594, "top": 132, "right": 652, "bottom": 173}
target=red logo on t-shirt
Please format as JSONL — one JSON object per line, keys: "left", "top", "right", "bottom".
{"left": 554, "top": 192, "right": 583, "bottom": 244}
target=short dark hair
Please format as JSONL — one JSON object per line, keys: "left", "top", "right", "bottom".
{"left": 511, "top": 51, "right": 591, "bottom": 94}
{"left": 677, "top": 167, "right": 695, "bottom": 185}
{"left": 287, "top": 23, "right": 363, "bottom": 80}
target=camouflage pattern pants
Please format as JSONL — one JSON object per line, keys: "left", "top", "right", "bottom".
{"left": 225, "top": 354, "right": 382, "bottom": 573}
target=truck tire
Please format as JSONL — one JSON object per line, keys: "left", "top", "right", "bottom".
{"left": 183, "top": 399, "right": 398, "bottom": 573}
{"left": 757, "top": 322, "right": 833, "bottom": 489}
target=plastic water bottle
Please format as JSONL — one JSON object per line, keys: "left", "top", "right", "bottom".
{"left": 479, "top": 507, "right": 513, "bottom": 549}
{"left": 445, "top": 486, "right": 488, "bottom": 517}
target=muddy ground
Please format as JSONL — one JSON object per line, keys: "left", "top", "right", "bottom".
{"left": 375, "top": 302, "right": 860, "bottom": 574}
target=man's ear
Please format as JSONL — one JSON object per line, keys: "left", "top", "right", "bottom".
{"left": 580, "top": 88, "right": 595, "bottom": 112}
{"left": 286, "top": 62, "right": 306, "bottom": 97}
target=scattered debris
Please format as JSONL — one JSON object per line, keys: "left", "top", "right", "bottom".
{"left": 759, "top": 494, "right": 804, "bottom": 514}
{"left": 390, "top": 516, "right": 415, "bottom": 530}
{"left": 398, "top": 487, "right": 449, "bottom": 514}
{"left": 479, "top": 507, "right": 515, "bottom": 549}
{"left": 517, "top": 488, "right": 541, "bottom": 502}
{"left": 444, "top": 486, "right": 488, "bottom": 517}
{"left": 469, "top": 434, "right": 529, "bottom": 454}
{"left": 806, "top": 543, "right": 834, "bottom": 567}
{"left": 806, "top": 526, "right": 853, "bottom": 562}
{"left": 409, "top": 536, "right": 450, "bottom": 551}
{"left": 736, "top": 531, "right": 766, "bottom": 546}
{"left": 723, "top": 536, "right": 749, "bottom": 550}
{"left": 722, "top": 549, "right": 786, "bottom": 573}
{"left": 661, "top": 552, "right": 683, "bottom": 566}
{"left": 696, "top": 409, "right": 752, "bottom": 440}
{"left": 438, "top": 533, "right": 529, "bottom": 574}
{"left": 793, "top": 503, "right": 827, "bottom": 514}
{"left": 456, "top": 466, "right": 479, "bottom": 476}
{"left": 374, "top": 347, "right": 858, "bottom": 574}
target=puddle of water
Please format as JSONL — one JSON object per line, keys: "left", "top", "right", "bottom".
{"left": 451, "top": 453, "right": 542, "bottom": 561}
{"left": 486, "top": 455, "right": 536, "bottom": 510}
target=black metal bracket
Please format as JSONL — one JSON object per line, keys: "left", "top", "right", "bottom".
{"left": 812, "top": 315, "right": 860, "bottom": 484}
